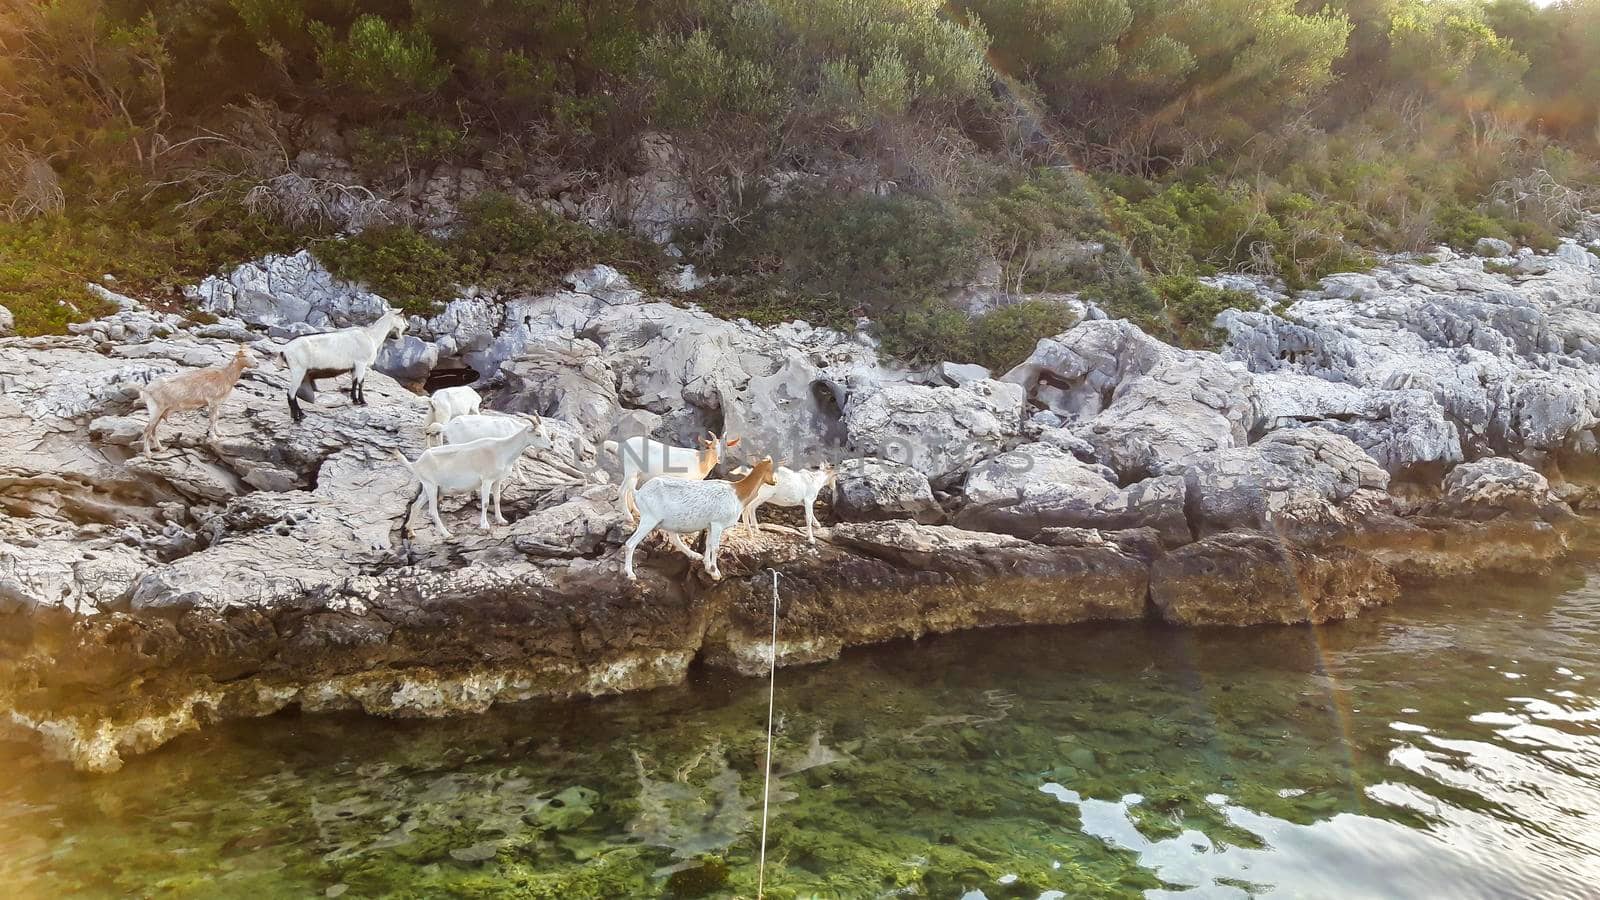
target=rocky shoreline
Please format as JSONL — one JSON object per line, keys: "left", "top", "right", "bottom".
{"left": 4, "top": 239, "right": 1600, "bottom": 772}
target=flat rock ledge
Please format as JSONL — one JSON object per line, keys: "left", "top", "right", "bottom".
{"left": 1, "top": 514, "right": 1583, "bottom": 773}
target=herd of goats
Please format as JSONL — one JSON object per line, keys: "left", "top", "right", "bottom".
{"left": 133, "top": 308, "right": 837, "bottom": 580}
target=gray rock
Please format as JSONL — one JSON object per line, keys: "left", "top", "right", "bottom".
{"left": 843, "top": 380, "right": 1024, "bottom": 485}
{"left": 1182, "top": 430, "right": 1389, "bottom": 534}
{"left": 1434, "top": 458, "right": 1564, "bottom": 521}
{"left": 1473, "top": 237, "right": 1513, "bottom": 258}
{"left": 376, "top": 336, "right": 440, "bottom": 385}
{"left": 833, "top": 459, "right": 941, "bottom": 524}
{"left": 1555, "top": 241, "right": 1595, "bottom": 270}
{"left": 939, "top": 361, "right": 991, "bottom": 386}
{"left": 1218, "top": 249, "right": 1600, "bottom": 466}
{"left": 956, "top": 471, "right": 1192, "bottom": 547}
{"left": 1071, "top": 354, "right": 1259, "bottom": 479}
{"left": 0, "top": 303, "right": 15, "bottom": 337}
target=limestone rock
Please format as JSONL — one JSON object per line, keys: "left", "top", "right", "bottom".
{"left": 1473, "top": 237, "right": 1513, "bottom": 257}
{"left": 1433, "top": 458, "right": 1564, "bottom": 521}
{"left": 843, "top": 380, "right": 1024, "bottom": 485}
{"left": 1150, "top": 532, "right": 1397, "bottom": 626}
{"left": 1182, "top": 430, "right": 1389, "bottom": 534}
{"left": 832, "top": 459, "right": 941, "bottom": 524}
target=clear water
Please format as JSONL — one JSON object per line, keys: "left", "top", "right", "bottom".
{"left": 4, "top": 564, "right": 1600, "bottom": 899}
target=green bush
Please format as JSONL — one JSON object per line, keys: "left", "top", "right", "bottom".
{"left": 314, "top": 226, "right": 462, "bottom": 315}
{"left": 0, "top": 188, "right": 304, "bottom": 336}
{"left": 968, "top": 299, "right": 1078, "bottom": 373}
{"left": 708, "top": 188, "right": 982, "bottom": 324}
{"left": 876, "top": 299, "right": 977, "bottom": 367}
{"left": 452, "top": 192, "right": 669, "bottom": 295}
{"left": 315, "top": 192, "right": 670, "bottom": 314}
{"left": 1435, "top": 203, "right": 1511, "bottom": 250}
{"left": 1151, "top": 275, "right": 1260, "bottom": 349}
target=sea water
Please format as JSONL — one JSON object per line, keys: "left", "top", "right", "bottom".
{"left": 3, "top": 565, "right": 1599, "bottom": 898}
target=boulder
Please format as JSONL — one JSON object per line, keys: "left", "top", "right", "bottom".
{"left": 1001, "top": 318, "right": 1176, "bottom": 418}
{"left": 0, "top": 303, "right": 14, "bottom": 337}
{"left": 497, "top": 337, "right": 623, "bottom": 442}
{"left": 1556, "top": 241, "right": 1595, "bottom": 270}
{"left": 843, "top": 379, "right": 1024, "bottom": 486}
{"left": 1071, "top": 355, "right": 1259, "bottom": 479}
{"left": 1433, "top": 458, "right": 1565, "bottom": 522}
{"left": 957, "top": 471, "right": 1191, "bottom": 547}
{"left": 1473, "top": 237, "right": 1513, "bottom": 258}
{"left": 833, "top": 459, "right": 941, "bottom": 524}
{"left": 1182, "top": 430, "right": 1389, "bottom": 534}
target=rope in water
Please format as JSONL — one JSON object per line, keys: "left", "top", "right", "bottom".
{"left": 756, "top": 568, "right": 779, "bottom": 899}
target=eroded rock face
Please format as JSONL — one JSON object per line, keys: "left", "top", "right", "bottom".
{"left": 1182, "top": 430, "right": 1390, "bottom": 535}
{"left": 955, "top": 446, "right": 1190, "bottom": 546}
{"left": 1002, "top": 319, "right": 1259, "bottom": 480}
{"left": 1219, "top": 248, "right": 1600, "bottom": 468}
{"left": 1150, "top": 532, "right": 1398, "bottom": 626}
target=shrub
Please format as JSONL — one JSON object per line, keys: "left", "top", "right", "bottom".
{"left": 350, "top": 113, "right": 467, "bottom": 175}
{"left": 0, "top": 189, "right": 304, "bottom": 335}
{"left": 452, "top": 192, "right": 668, "bottom": 294}
{"left": 709, "top": 188, "right": 982, "bottom": 322}
{"left": 1151, "top": 275, "right": 1259, "bottom": 349}
{"left": 314, "top": 225, "right": 461, "bottom": 315}
{"left": 315, "top": 192, "right": 670, "bottom": 314}
{"left": 1435, "top": 203, "right": 1511, "bottom": 250}
{"left": 968, "top": 299, "right": 1078, "bottom": 373}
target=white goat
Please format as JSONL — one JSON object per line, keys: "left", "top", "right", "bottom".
{"left": 742, "top": 463, "right": 837, "bottom": 543}
{"left": 139, "top": 347, "right": 256, "bottom": 455}
{"left": 279, "top": 308, "right": 406, "bottom": 422}
{"left": 602, "top": 432, "right": 740, "bottom": 519}
{"left": 624, "top": 458, "right": 778, "bottom": 580}
{"left": 392, "top": 422, "right": 548, "bottom": 538}
{"left": 422, "top": 386, "right": 482, "bottom": 445}
{"left": 430, "top": 412, "right": 548, "bottom": 447}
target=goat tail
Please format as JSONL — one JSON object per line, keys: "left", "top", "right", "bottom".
{"left": 391, "top": 450, "right": 414, "bottom": 471}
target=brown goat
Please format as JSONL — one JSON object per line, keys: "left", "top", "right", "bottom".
{"left": 140, "top": 347, "right": 255, "bottom": 455}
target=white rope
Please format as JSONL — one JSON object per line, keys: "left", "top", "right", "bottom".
{"left": 757, "top": 568, "right": 780, "bottom": 899}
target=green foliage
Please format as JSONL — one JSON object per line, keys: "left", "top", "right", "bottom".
{"left": 967, "top": 299, "right": 1079, "bottom": 372}
{"left": 967, "top": 0, "right": 1351, "bottom": 153}
{"left": 316, "top": 192, "right": 670, "bottom": 315}
{"left": 350, "top": 113, "right": 466, "bottom": 175}
{"left": 314, "top": 226, "right": 461, "bottom": 316}
{"left": 0, "top": 189, "right": 304, "bottom": 335}
{"left": 647, "top": 0, "right": 990, "bottom": 136}
{"left": 311, "top": 14, "right": 450, "bottom": 107}
{"left": 1435, "top": 203, "right": 1511, "bottom": 250}
{"left": 968, "top": 167, "right": 1108, "bottom": 288}
{"left": 1151, "top": 275, "right": 1259, "bottom": 349}
{"left": 711, "top": 188, "right": 982, "bottom": 325}
{"left": 643, "top": 29, "right": 780, "bottom": 129}
{"left": 452, "top": 192, "right": 669, "bottom": 295}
